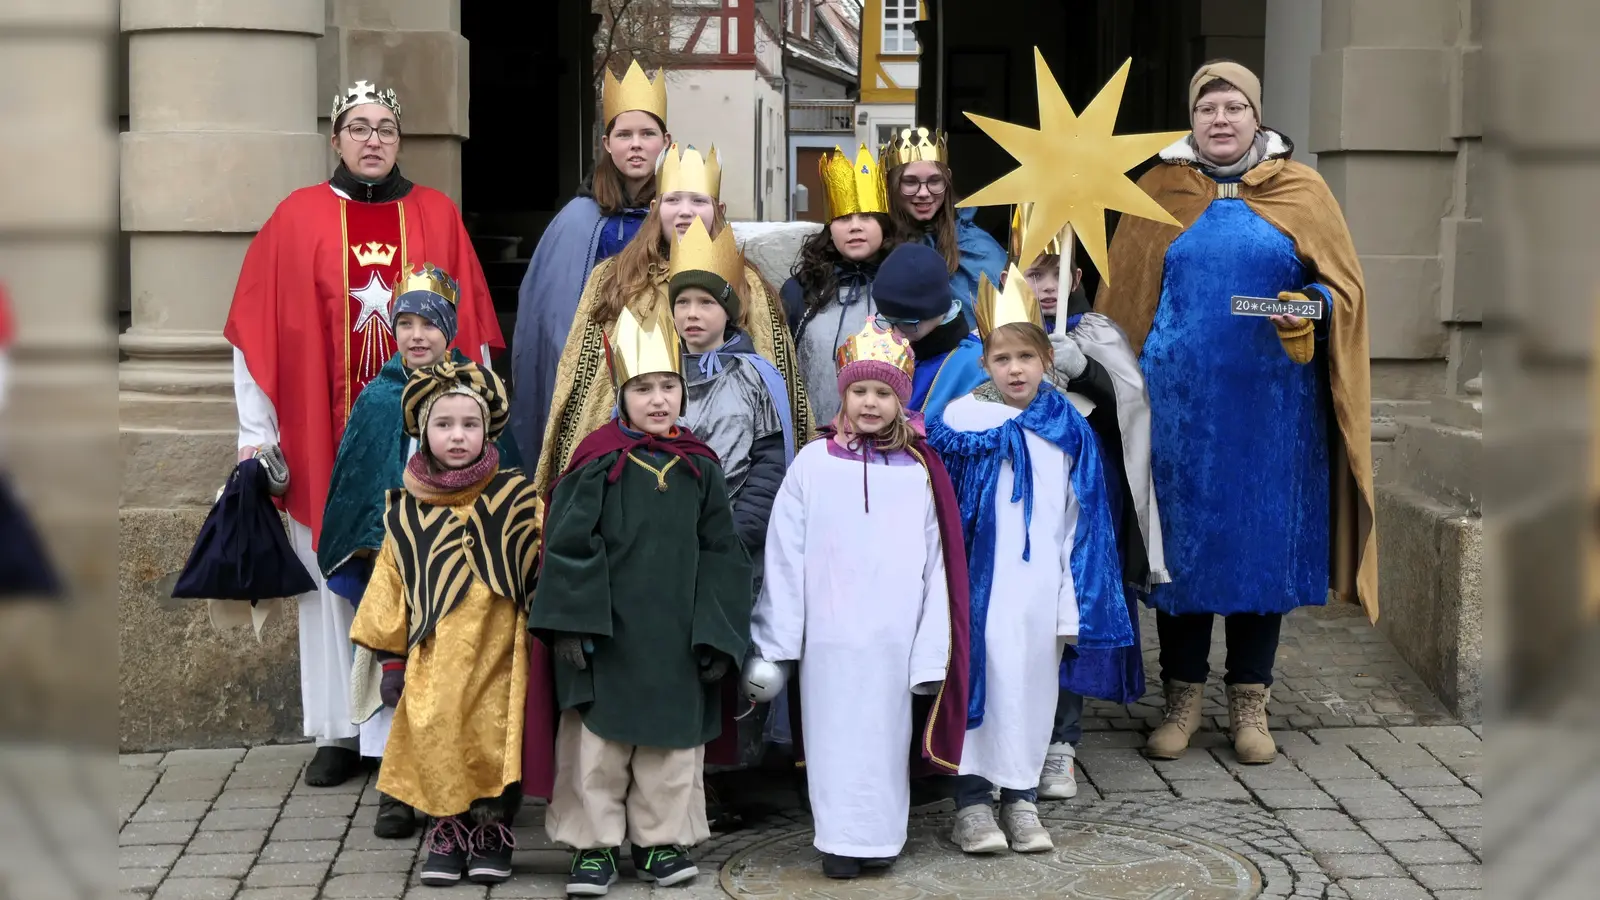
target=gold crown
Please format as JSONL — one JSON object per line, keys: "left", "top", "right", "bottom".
{"left": 657, "top": 144, "right": 722, "bottom": 198}
{"left": 392, "top": 262, "right": 460, "bottom": 306}
{"left": 667, "top": 217, "right": 745, "bottom": 289}
{"left": 1010, "top": 202, "right": 1065, "bottom": 262}
{"left": 879, "top": 126, "right": 948, "bottom": 170}
{"left": 351, "top": 240, "right": 398, "bottom": 268}
{"left": 834, "top": 320, "right": 915, "bottom": 378}
{"left": 819, "top": 144, "right": 889, "bottom": 219}
{"left": 332, "top": 79, "right": 401, "bottom": 122}
{"left": 974, "top": 263, "right": 1046, "bottom": 340}
{"left": 602, "top": 60, "right": 668, "bottom": 126}
{"left": 609, "top": 302, "right": 683, "bottom": 387}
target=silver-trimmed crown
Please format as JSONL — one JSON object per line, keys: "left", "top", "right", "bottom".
{"left": 331, "top": 80, "right": 402, "bottom": 122}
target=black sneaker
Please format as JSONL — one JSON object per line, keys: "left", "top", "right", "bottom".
{"left": 465, "top": 822, "right": 515, "bottom": 884}
{"left": 419, "top": 818, "right": 470, "bottom": 887}
{"left": 566, "top": 848, "right": 619, "bottom": 897}
{"left": 303, "top": 745, "right": 360, "bottom": 787}
{"left": 630, "top": 844, "right": 699, "bottom": 887}
{"left": 373, "top": 793, "right": 416, "bottom": 839}
{"left": 821, "top": 853, "right": 862, "bottom": 879}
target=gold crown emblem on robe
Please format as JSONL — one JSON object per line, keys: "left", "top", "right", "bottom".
{"left": 818, "top": 144, "right": 889, "bottom": 219}
{"left": 392, "top": 262, "right": 460, "bottom": 306}
{"left": 657, "top": 144, "right": 722, "bottom": 198}
{"left": 1010, "top": 202, "right": 1065, "bottom": 261}
{"left": 609, "top": 303, "right": 683, "bottom": 387}
{"left": 667, "top": 218, "right": 745, "bottom": 289}
{"left": 974, "top": 263, "right": 1045, "bottom": 339}
{"left": 602, "top": 60, "right": 668, "bottom": 125}
{"left": 879, "top": 126, "right": 948, "bottom": 170}
{"left": 834, "top": 320, "right": 915, "bottom": 378}
{"left": 351, "top": 241, "right": 398, "bottom": 268}
{"left": 331, "top": 80, "right": 401, "bottom": 122}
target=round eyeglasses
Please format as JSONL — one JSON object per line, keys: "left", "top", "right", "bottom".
{"left": 343, "top": 122, "right": 401, "bottom": 144}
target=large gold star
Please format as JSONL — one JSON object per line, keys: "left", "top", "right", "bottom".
{"left": 957, "top": 50, "right": 1189, "bottom": 283}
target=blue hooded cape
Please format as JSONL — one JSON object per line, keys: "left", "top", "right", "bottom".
{"left": 928, "top": 383, "right": 1134, "bottom": 728}
{"left": 928, "top": 208, "right": 1007, "bottom": 329}
{"left": 910, "top": 334, "right": 988, "bottom": 421}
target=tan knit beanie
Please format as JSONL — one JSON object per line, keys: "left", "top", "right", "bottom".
{"left": 1189, "top": 61, "right": 1261, "bottom": 117}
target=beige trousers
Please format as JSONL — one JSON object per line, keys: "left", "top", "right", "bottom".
{"left": 546, "top": 710, "right": 709, "bottom": 849}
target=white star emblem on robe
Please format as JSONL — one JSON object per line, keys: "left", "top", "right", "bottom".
{"left": 350, "top": 272, "right": 394, "bottom": 333}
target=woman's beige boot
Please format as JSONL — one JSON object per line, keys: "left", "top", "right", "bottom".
{"left": 1143, "top": 680, "right": 1205, "bottom": 759}
{"left": 1227, "top": 683, "right": 1277, "bottom": 764}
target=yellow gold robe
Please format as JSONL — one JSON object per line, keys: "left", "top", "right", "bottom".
{"left": 532, "top": 259, "right": 812, "bottom": 497}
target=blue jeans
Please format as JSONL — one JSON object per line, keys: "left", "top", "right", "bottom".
{"left": 952, "top": 775, "right": 1036, "bottom": 810}
{"left": 1052, "top": 688, "right": 1084, "bottom": 746}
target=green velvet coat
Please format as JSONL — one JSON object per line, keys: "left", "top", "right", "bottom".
{"left": 531, "top": 448, "right": 753, "bottom": 749}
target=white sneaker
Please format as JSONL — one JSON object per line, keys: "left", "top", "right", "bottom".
{"left": 1038, "top": 743, "right": 1078, "bottom": 800}
{"left": 1000, "top": 800, "right": 1054, "bottom": 853}
{"left": 951, "top": 804, "right": 1008, "bottom": 854}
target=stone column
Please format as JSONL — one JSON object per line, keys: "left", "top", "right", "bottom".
{"left": 322, "top": 0, "right": 469, "bottom": 204}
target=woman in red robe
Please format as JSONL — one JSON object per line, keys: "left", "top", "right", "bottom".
{"left": 223, "top": 80, "right": 503, "bottom": 790}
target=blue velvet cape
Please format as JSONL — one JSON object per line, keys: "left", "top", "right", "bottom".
{"left": 910, "top": 335, "right": 988, "bottom": 421}
{"left": 318, "top": 349, "right": 523, "bottom": 602}
{"left": 1140, "top": 195, "right": 1332, "bottom": 616}
{"left": 509, "top": 196, "right": 646, "bottom": 474}
{"left": 928, "top": 383, "right": 1134, "bottom": 728}
{"left": 931, "top": 208, "right": 1008, "bottom": 329}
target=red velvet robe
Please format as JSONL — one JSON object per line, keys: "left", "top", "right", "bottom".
{"left": 223, "top": 182, "right": 503, "bottom": 548}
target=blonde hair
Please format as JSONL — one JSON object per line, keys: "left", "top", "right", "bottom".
{"left": 598, "top": 206, "right": 745, "bottom": 326}
{"left": 982, "top": 322, "right": 1066, "bottom": 391}
{"left": 823, "top": 387, "right": 918, "bottom": 455}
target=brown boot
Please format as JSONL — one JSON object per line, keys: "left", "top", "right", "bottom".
{"left": 1227, "top": 683, "right": 1277, "bottom": 764}
{"left": 1143, "top": 680, "right": 1204, "bottom": 759}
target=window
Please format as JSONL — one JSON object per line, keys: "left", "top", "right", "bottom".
{"left": 876, "top": 123, "right": 909, "bottom": 148}
{"left": 882, "top": 0, "right": 919, "bottom": 54}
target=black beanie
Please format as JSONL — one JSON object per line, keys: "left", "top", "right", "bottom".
{"left": 668, "top": 270, "right": 741, "bottom": 325}
{"left": 873, "top": 243, "right": 953, "bottom": 321}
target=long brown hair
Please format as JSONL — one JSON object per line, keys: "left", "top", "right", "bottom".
{"left": 590, "top": 112, "right": 665, "bottom": 214}
{"left": 887, "top": 161, "right": 960, "bottom": 275}
{"left": 598, "top": 205, "right": 744, "bottom": 327}
{"left": 791, "top": 213, "right": 898, "bottom": 315}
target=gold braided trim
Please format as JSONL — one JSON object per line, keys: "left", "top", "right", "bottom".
{"left": 1216, "top": 182, "right": 1241, "bottom": 199}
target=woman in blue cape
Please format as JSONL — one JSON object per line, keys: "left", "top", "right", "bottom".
{"left": 509, "top": 61, "right": 671, "bottom": 470}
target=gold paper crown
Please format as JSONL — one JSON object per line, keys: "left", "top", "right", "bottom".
{"left": 391, "top": 262, "right": 460, "bottom": 307}
{"left": 1010, "top": 202, "right": 1065, "bottom": 261}
{"left": 657, "top": 144, "right": 722, "bottom": 198}
{"left": 609, "top": 303, "right": 683, "bottom": 387}
{"left": 602, "top": 60, "right": 669, "bottom": 126}
{"left": 332, "top": 80, "right": 401, "bottom": 122}
{"left": 818, "top": 144, "right": 889, "bottom": 220}
{"left": 834, "top": 320, "right": 915, "bottom": 378}
{"left": 668, "top": 218, "right": 744, "bottom": 289}
{"left": 879, "top": 126, "right": 948, "bottom": 170}
{"left": 974, "top": 264, "right": 1046, "bottom": 340}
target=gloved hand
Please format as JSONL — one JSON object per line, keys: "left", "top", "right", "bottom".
{"left": 698, "top": 652, "right": 731, "bottom": 684}
{"left": 379, "top": 660, "right": 406, "bottom": 707}
{"left": 1048, "top": 331, "right": 1088, "bottom": 379}
{"left": 553, "top": 635, "right": 588, "bottom": 671}
{"left": 1271, "top": 293, "right": 1316, "bottom": 365}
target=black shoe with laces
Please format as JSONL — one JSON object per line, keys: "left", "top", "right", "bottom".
{"left": 302, "top": 746, "right": 360, "bottom": 787}
{"left": 630, "top": 844, "right": 699, "bottom": 887}
{"left": 821, "top": 853, "right": 862, "bottom": 879}
{"left": 373, "top": 793, "right": 416, "bottom": 839}
{"left": 566, "top": 847, "right": 619, "bottom": 897}
{"left": 465, "top": 821, "right": 515, "bottom": 884}
{"left": 418, "top": 817, "right": 470, "bottom": 887}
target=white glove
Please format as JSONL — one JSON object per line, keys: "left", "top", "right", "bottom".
{"left": 1049, "top": 331, "right": 1088, "bottom": 379}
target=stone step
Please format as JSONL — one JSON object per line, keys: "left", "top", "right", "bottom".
{"left": 1383, "top": 417, "right": 1481, "bottom": 514}
{"left": 1427, "top": 393, "right": 1482, "bottom": 431}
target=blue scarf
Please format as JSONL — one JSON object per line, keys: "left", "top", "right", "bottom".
{"left": 927, "top": 383, "right": 1133, "bottom": 728}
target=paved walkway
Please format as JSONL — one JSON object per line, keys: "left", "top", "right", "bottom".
{"left": 117, "top": 605, "right": 1482, "bottom": 899}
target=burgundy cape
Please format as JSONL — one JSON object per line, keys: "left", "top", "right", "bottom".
{"left": 783, "top": 426, "right": 973, "bottom": 777}
{"left": 521, "top": 420, "right": 744, "bottom": 798}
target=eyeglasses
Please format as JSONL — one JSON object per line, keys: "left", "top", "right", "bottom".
{"left": 897, "top": 175, "right": 948, "bottom": 196}
{"left": 1192, "top": 103, "right": 1252, "bottom": 124}
{"left": 342, "top": 123, "right": 401, "bottom": 144}
{"left": 872, "top": 313, "right": 923, "bottom": 329}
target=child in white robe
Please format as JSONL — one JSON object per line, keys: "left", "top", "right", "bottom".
{"left": 749, "top": 321, "right": 970, "bottom": 880}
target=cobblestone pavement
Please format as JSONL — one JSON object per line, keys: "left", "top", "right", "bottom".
{"left": 118, "top": 605, "right": 1482, "bottom": 899}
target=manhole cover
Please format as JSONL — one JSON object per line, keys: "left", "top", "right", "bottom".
{"left": 721, "top": 817, "right": 1262, "bottom": 899}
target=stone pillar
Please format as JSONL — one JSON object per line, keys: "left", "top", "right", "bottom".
{"left": 1264, "top": 0, "right": 1322, "bottom": 167}
{"left": 118, "top": 0, "right": 327, "bottom": 750}
{"left": 322, "top": 0, "right": 469, "bottom": 204}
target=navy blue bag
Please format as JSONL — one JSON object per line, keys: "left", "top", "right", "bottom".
{"left": 170, "top": 458, "right": 315, "bottom": 601}
{"left": 0, "top": 471, "right": 63, "bottom": 598}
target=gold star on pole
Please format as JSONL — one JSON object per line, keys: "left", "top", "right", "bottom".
{"left": 957, "top": 50, "right": 1190, "bottom": 283}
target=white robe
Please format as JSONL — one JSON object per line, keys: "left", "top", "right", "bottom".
{"left": 752, "top": 440, "right": 951, "bottom": 858}
{"left": 942, "top": 394, "right": 1081, "bottom": 790}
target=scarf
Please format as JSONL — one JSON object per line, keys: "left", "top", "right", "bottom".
{"left": 1186, "top": 131, "right": 1270, "bottom": 179}
{"left": 687, "top": 331, "right": 798, "bottom": 465}
{"left": 911, "top": 314, "right": 971, "bottom": 361}
{"left": 555, "top": 419, "right": 721, "bottom": 492}
{"left": 402, "top": 445, "right": 500, "bottom": 506}
{"left": 927, "top": 384, "right": 1133, "bottom": 727}
{"left": 329, "top": 160, "right": 414, "bottom": 204}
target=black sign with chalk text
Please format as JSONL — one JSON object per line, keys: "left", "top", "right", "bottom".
{"left": 1229, "top": 295, "right": 1323, "bottom": 320}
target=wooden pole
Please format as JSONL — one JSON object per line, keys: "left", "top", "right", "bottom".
{"left": 1055, "top": 223, "right": 1075, "bottom": 334}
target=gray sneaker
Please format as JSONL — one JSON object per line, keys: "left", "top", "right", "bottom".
{"left": 951, "top": 804, "right": 1007, "bottom": 854}
{"left": 1038, "top": 743, "right": 1078, "bottom": 800}
{"left": 1000, "top": 800, "right": 1054, "bottom": 853}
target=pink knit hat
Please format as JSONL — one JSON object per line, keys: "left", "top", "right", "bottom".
{"left": 834, "top": 321, "right": 915, "bottom": 405}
